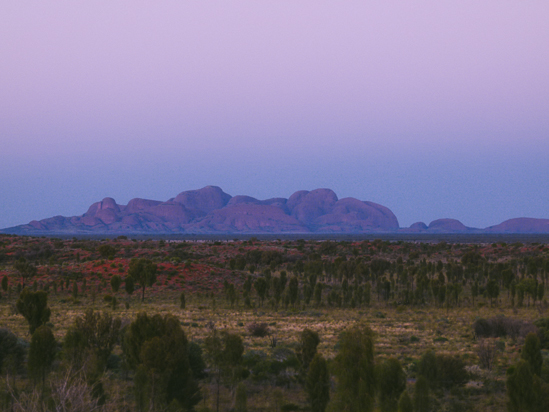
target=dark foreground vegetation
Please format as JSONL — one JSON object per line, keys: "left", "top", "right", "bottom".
{"left": 0, "top": 234, "right": 549, "bottom": 411}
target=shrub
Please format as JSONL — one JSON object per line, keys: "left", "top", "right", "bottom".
{"left": 28, "top": 325, "right": 56, "bottom": 385}
{"left": 533, "top": 318, "right": 549, "bottom": 349}
{"left": 477, "top": 339, "right": 497, "bottom": 370}
{"left": 247, "top": 322, "right": 270, "bottom": 337}
{"left": 436, "top": 354, "right": 468, "bottom": 389}
{"left": 16, "top": 288, "right": 51, "bottom": 334}
{"left": 473, "top": 316, "right": 537, "bottom": 340}
{"left": 418, "top": 351, "right": 467, "bottom": 389}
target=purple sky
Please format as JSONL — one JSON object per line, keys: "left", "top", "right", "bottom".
{"left": 1, "top": 1, "right": 548, "bottom": 229}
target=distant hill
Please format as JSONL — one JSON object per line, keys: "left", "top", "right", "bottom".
{"left": 2, "top": 186, "right": 548, "bottom": 235}
{"left": 1, "top": 186, "right": 399, "bottom": 234}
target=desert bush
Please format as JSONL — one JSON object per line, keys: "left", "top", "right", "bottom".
{"left": 297, "top": 328, "right": 320, "bottom": 373}
{"left": 436, "top": 354, "right": 468, "bottom": 389}
{"left": 28, "top": 325, "right": 56, "bottom": 385}
{"left": 0, "top": 328, "right": 25, "bottom": 377}
{"left": 473, "top": 316, "right": 537, "bottom": 340}
{"left": 306, "top": 354, "right": 330, "bottom": 412}
{"left": 123, "top": 312, "right": 201, "bottom": 411}
{"left": 533, "top": 318, "right": 549, "bottom": 349}
{"left": 16, "top": 288, "right": 51, "bottom": 334}
{"left": 63, "top": 309, "right": 121, "bottom": 374}
{"left": 247, "top": 322, "right": 270, "bottom": 337}
{"left": 328, "top": 325, "right": 375, "bottom": 412}
{"left": 377, "top": 357, "right": 406, "bottom": 412}
{"left": 521, "top": 333, "right": 543, "bottom": 376}
{"left": 477, "top": 339, "right": 497, "bottom": 370}
{"left": 418, "top": 351, "right": 467, "bottom": 389}
{"left": 9, "top": 371, "right": 111, "bottom": 412}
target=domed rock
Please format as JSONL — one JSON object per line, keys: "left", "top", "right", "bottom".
{"left": 409, "top": 222, "right": 428, "bottom": 231}
{"left": 485, "top": 218, "right": 549, "bottom": 233}
{"left": 287, "top": 189, "right": 338, "bottom": 224}
{"left": 173, "top": 186, "right": 231, "bottom": 215}
{"left": 314, "top": 198, "right": 399, "bottom": 232}
{"left": 428, "top": 219, "right": 469, "bottom": 232}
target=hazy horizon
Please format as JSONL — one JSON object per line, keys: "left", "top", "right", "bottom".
{"left": 2, "top": 1, "right": 548, "bottom": 229}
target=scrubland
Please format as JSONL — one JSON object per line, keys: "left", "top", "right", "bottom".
{"left": 0, "top": 234, "right": 548, "bottom": 411}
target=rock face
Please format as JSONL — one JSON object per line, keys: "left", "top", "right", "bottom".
{"left": 4, "top": 186, "right": 400, "bottom": 234}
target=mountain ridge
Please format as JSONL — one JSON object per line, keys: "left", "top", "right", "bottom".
{"left": 2, "top": 186, "right": 549, "bottom": 234}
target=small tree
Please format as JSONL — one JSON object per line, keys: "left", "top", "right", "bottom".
{"left": 234, "top": 382, "right": 248, "bottom": 412}
{"left": 72, "top": 281, "right": 78, "bottom": 299}
{"left": 28, "top": 325, "right": 56, "bottom": 387}
{"left": 1, "top": 276, "right": 8, "bottom": 294}
{"left": 123, "top": 313, "right": 201, "bottom": 411}
{"left": 16, "top": 288, "right": 51, "bottom": 334}
{"left": 413, "top": 376, "right": 430, "bottom": 412}
{"left": 328, "top": 325, "right": 376, "bottom": 412}
{"left": 417, "top": 350, "right": 437, "bottom": 387}
{"left": 507, "top": 360, "right": 535, "bottom": 412}
{"left": 180, "top": 292, "right": 186, "bottom": 309}
{"left": 128, "top": 258, "right": 157, "bottom": 302}
{"left": 378, "top": 357, "right": 406, "bottom": 412}
{"left": 110, "top": 275, "right": 121, "bottom": 294}
{"left": 63, "top": 309, "right": 121, "bottom": 394}
{"left": 297, "top": 328, "right": 320, "bottom": 375}
{"left": 125, "top": 276, "right": 135, "bottom": 300}
{"left": 289, "top": 276, "right": 299, "bottom": 306}
{"left": 98, "top": 244, "right": 116, "bottom": 259}
{"left": 0, "top": 328, "right": 25, "bottom": 387}
{"left": 471, "top": 281, "right": 479, "bottom": 306}
{"left": 14, "top": 257, "right": 37, "bottom": 288}
{"left": 204, "top": 329, "right": 244, "bottom": 412}
{"left": 486, "top": 279, "right": 499, "bottom": 307}
{"left": 254, "top": 277, "right": 267, "bottom": 307}
{"left": 306, "top": 354, "right": 330, "bottom": 412}
{"left": 521, "top": 332, "right": 543, "bottom": 376}
{"left": 397, "top": 391, "right": 413, "bottom": 412}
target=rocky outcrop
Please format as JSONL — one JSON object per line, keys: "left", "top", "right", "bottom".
{"left": 287, "top": 189, "right": 339, "bottom": 223}
{"left": 408, "top": 222, "right": 428, "bottom": 232}
{"left": 173, "top": 186, "right": 231, "bottom": 215}
{"left": 401, "top": 219, "right": 472, "bottom": 233}
{"left": 3, "top": 186, "right": 548, "bottom": 234}
{"left": 2, "top": 186, "right": 399, "bottom": 234}
{"left": 314, "top": 198, "right": 399, "bottom": 232}
{"left": 485, "top": 218, "right": 549, "bottom": 233}
{"left": 427, "top": 219, "right": 470, "bottom": 233}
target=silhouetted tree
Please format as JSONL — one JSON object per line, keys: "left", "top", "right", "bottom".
{"left": 413, "top": 375, "right": 430, "bottom": 412}
{"left": 328, "top": 325, "right": 375, "bottom": 412}
{"left": 16, "top": 288, "right": 51, "bottom": 334}
{"left": 110, "top": 275, "right": 121, "bottom": 294}
{"left": 235, "top": 382, "right": 248, "bottom": 412}
{"left": 123, "top": 312, "right": 200, "bottom": 411}
{"left": 0, "top": 328, "right": 25, "bottom": 387}
{"left": 128, "top": 258, "right": 157, "bottom": 302}
{"left": 521, "top": 332, "right": 543, "bottom": 377}
{"left": 204, "top": 329, "right": 244, "bottom": 412}
{"left": 14, "top": 257, "right": 37, "bottom": 288}
{"left": 397, "top": 391, "right": 413, "bottom": 412}
{"left": 28, "top": 325, "right": 56, "bottom": 387}
{"left": 378, "top": 357, "right": 406, "bottom": 412}
{"left": 254, "top": 277, "right": 267, "bottom": 307}
{"left": 297, "top": 328, "right": 320, "bottom": 376}
{"left": 306, "top": 354, "right": 330, "bottom": 412}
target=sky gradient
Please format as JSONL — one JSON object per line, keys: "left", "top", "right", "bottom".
{"left": 1, "top": 1, "right": 548, "bottom": 229}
